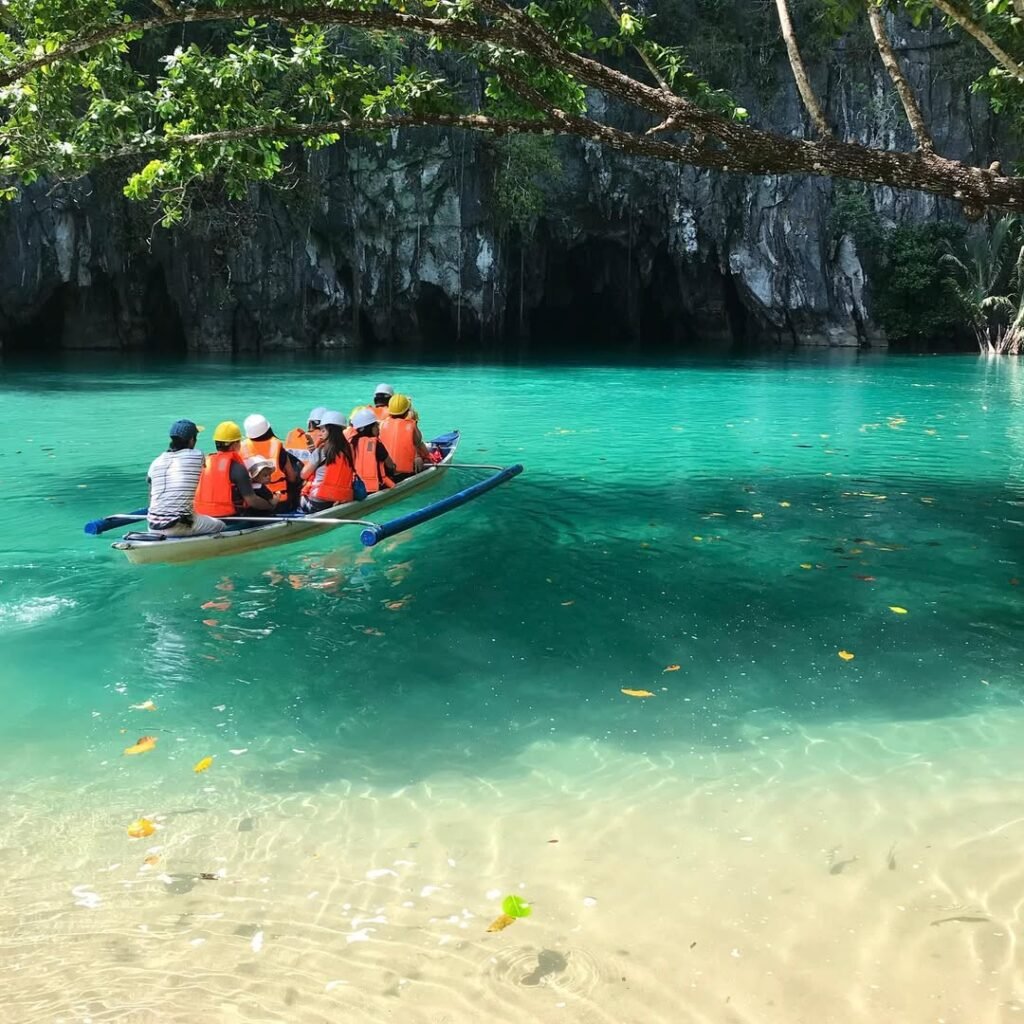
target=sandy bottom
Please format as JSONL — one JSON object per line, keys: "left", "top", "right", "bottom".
{"left": 5, "top": 707, "right": 1024, "bottom": 1024}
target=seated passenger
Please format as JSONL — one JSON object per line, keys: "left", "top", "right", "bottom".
{"left": 299, "top": 411, "right": 356, "bottom": 512}
{"left": 284, "top": 406, "right": 328, "bottom": 455}
{"left": 349, "top": 407, "right": 396, "bottom": 494}
{"left": 147, "top": 419, "right": 225, "bottom": 537}
{"left": 372, "top": 383, "right": 394, "bottom": 420}
{"left": 194, "top": 421, "right": 280, "bottom": 520}
{"left": 242, "top": 413, "right": 299, "bottom": 512}
{"left": 379, "top": 394, "right": 431, "bottom": 479}
{"left": 245, "top": 456, "right": 280, "bottom": 514}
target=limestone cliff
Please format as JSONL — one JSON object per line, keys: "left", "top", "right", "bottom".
{"left": 0, "top": 14, "right": 1001, "bottom": 354}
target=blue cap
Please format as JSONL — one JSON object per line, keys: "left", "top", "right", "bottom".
{"left": 169, "top": 419, "right": 199, "bottom": 440}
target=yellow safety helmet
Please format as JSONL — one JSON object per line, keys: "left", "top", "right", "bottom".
{"left": 388, "top": 393, "right": 412, "bottom": 416}
{"left": 213, "top": 420, "right": 243, "bottom": 443}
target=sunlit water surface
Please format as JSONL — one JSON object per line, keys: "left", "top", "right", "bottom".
{"left": 2, "top": 352, "right": 1024, "bottom": 1023}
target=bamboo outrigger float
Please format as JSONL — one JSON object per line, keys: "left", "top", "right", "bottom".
{"left": 84, "top": 433, "right": 524, "bottom": 566}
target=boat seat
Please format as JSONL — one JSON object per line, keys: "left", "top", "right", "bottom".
{"left": 122, "top": 531, "right": 167, "bottom": 542}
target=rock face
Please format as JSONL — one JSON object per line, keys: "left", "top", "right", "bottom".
{"left": 0, "top": 15, "right": 1001, "bottom": 354}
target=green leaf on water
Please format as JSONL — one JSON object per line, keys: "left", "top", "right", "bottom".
{"left": 502, "top": 895, "right": 532, "bottom": 918}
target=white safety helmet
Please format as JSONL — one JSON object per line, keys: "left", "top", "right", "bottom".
{"left": 374, "top": 383, "right": 395, "bottom": 397}
{"left": 307, "top": 406, "right": 328, "bottom": 425}
{"left": 244, "top": 413, "right": 271, "bottom": 440}
{"left": 318, "top": 409, "right": 347, "bottom": 428}
{"left": 351, "top": 407, "right": 378, "bottom": 430}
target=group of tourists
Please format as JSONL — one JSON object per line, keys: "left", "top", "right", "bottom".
{"left": 146, "top": 383, "right": 435, "bottom": 537}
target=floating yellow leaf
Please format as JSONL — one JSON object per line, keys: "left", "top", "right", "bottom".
{"left": 127, "top": 818, "right": 155, "bottom": 839}
{"left": 487, "top": 913, "right": 516, "bottom": 933}
{"left": 889, "top": 606, "right": 908, "bottom": 615}
{"left": 621, "top": 688, "right": 655, "bottom": 698}
{"left": 779, "top": 501, "right": 791, "bottom": 508}
{"left": 838, "top": 650, "right": 855, "bottom": 661}
{"left": 124, "top": 736, "right": 157, "bottom": 756}
{"left": 800, "top": 563, "right": 813, "bottom": 570}
{"left": 692, "top": 535, "right": 703, "bottom": 542}
{"left": 561, "top": 600, "right": 575, "bottom": 606}
{"left": 663, "top": 664, "right": 681, "bottom": 673}
{"left": 201, "top": 599, "right": 231, "bottom": 611}
{"left": 752, "top": 513, "right": 764, "bottom": 520}
{"left": 193, "top": 756, "right": 214, "bottom": 774}
{"left": 130, "top": 700, "right": 157, "bottom": 712}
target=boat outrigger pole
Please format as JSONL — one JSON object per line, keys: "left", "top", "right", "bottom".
{"left": 360, "top": 464, "right": 524, "bottom": 547}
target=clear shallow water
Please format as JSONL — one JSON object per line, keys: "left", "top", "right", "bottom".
{"left": 3, "top": 351, "right": 1024, "bottom": 1023}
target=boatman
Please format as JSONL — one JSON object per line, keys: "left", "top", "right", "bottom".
{"left": 146, "top": 419, "right": 225, "bottom": 537}
{"left": 194, "top": 421, "right": 281, "bottom": 520}
{"left": 371, "top": 383, "right": 394, "bottom": 420}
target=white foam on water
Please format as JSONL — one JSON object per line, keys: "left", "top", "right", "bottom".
{"left": 0, "top": 596, "right": 76, "bottom": 629}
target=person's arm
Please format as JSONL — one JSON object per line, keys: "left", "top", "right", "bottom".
{"left": 300, "top": 450, "right": 320, "bottom": 482}
{"left": 231, "top": 463, "right": 277, "bottom": 511}
{"left": 412, "top": 427, "right": 428, "bottom": 472}
{"left": 376, "top": 442, "right": 398, "bottom": 478}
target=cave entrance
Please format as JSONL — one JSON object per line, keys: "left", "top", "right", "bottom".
{"left": 522, "top": 238, "right": 696, "bottom": 353}
{"left": 4, "top": 270, "right": 187, "bottom": 355}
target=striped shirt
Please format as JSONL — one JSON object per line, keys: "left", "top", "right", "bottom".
{"left": 147, "top": 448, "right": 206, "bottom": 529}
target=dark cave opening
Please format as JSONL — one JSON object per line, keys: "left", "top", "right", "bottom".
{"left": 5, "top": 269, "right": 186, "bottom": 355}
{"left": 414, "top": 282, "right": 462, "bottom": 349}
{"left": 522, "top": 238, "right": 705, "bottom": 352}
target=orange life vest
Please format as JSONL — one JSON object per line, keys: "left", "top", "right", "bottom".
{"left": 284, "top": 427, "right": 311, "bottom": 451}
{"left": 194, "top": 451, "right": 245, "bottom": 518}
{"left": 379, "top": 416, "right": 417, "bottom": 475}
{"left": 372, "top": 405, "right": 389, "bottom": 421}
{"left": 302, "top": 453, "right": 354, "bottom": 505}
{"left": 241, "top": 436, "right": 288, "bottom": 502}
{"left": 351, "top": 435, "right": 393, "bottom": 493}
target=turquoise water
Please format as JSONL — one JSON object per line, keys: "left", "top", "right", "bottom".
{"left": 3, "top": 352, "right": 1024, "bottom": 1022}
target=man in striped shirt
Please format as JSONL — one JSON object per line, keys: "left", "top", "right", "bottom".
{"left": 147, "top": 420, "right": 225, "bottom": 536}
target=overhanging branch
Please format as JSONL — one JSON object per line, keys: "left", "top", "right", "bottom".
{"left": 928, "top": 0, "right": 1024, "bottom": 80}
{"left": 868, "top": 3, "right": 934, "bottom": 152}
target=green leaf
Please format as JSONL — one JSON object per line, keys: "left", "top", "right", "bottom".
{"left": 501, "top": 895, "right": 532, "bottom": 918}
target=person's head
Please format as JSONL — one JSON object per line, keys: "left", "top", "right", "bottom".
{"left": 314, "top": 411, "right": 352, "bottom": 464}
{"left": 388, "top": 394, "right": 412, "bottom": 419}
{"left": 307, "top": 406, "right": 327, "bottom": 431}
{"left": 168, "top": 419, "right": 200, "bottom": 452}
{"left": 213, "top": 420, "right": 243, "bottom": 452}
{"left": 245, "top": 456, "right": 275, "bottom": 485}
{"left": 244, "top": 413, "right": 273, "bottom": 443}
{"left": 351, "top": 406, "right": 379, "bottom": 437}
{"left": 373, "top": 383, "right": 394, "bottom": 407}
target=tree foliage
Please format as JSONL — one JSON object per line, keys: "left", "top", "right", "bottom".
{"left": 4, "top": 1, "right": 1024, "bottom": 221}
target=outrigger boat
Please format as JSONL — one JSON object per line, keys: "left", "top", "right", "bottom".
{"left": 84, "top": 432, "right": 523, "bottom": 566}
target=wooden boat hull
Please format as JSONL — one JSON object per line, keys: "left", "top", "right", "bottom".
{"left": 113, "top": 432, "right": 459, "bottom": 565}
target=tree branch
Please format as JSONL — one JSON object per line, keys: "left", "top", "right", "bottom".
{"left": 596, "top": 0, "right": 672, "bottom": 93}
{"left": 3, "top": 0, "right": 1024, "bottom": 213}
{"left": 867, "top": 3, "right": 934, "bottom": 152}
{"left": 774, "top": 0, "right": 831, "bottom": 137}
{"left": 928, "top": 0, "right": 1024, "bottom": 80}
{"left": 0, "top": 5, "right": 498, "bottom": 90}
